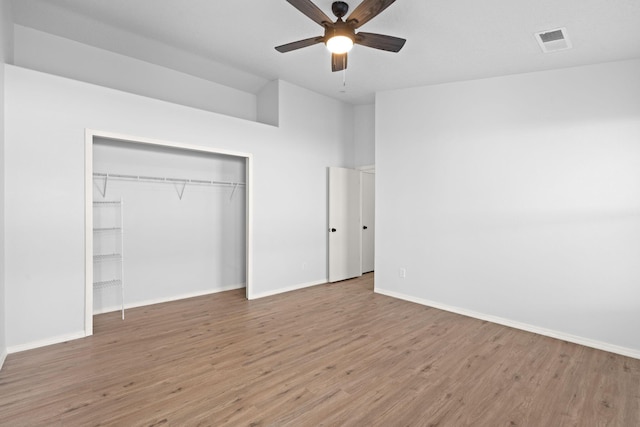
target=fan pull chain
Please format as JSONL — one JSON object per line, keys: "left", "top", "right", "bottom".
{"left": 341, "top": 55, "right": 347, "bottom": 92}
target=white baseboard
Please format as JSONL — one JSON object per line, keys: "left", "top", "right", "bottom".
{"left": 249, "top": 279, "right": 327, "bottom": 300}
{"left": 375, "top": 287, "right": 640, "bottom": 360}
{"left": 94, "top": 283, "right": 246, "bottom": 315}
{"left": 6, "top": 282, "right": 328, "bottom": 356}
{"left": 0, "top": 349, "right": 7, "bottom": 370}
{"left": 7, "top": 331, "right": 87, "bottom": 355}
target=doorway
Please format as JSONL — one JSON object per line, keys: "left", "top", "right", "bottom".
{"left": 328, "top": 167, "right": 361, "bottom": 282}
{"left": 328, "top": 166, "right": 375, "bottom": 282}
{"left": 84, "top": 130, "right": 253, "bottom": 336}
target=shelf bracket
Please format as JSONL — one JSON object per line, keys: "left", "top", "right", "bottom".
{"left": 175, "top": 181, "right": 187, "bottom": 200}
{"left": 95, "top": 174, "right": 109, "bottom": 198}
{"left": 230, "top": 182, "right": 239, "bottom": 201}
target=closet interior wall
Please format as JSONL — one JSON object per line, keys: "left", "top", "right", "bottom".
{"left": 92, "top": 138, "right": 246, "bottom": 314}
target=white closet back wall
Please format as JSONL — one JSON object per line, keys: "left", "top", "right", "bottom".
{"left": 93, "top": 138, "right": 246, "bottom": 314}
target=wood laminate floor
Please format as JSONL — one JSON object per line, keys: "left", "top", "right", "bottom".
{"left": 1, "top": 273, "right": 639, "bottom": 426}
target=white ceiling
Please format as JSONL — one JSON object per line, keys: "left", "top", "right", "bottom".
{"left": 10, "top": 0, "right": 640, "bottom": 104}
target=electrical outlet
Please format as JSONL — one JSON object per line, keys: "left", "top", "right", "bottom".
{"left": 399, "top": 268, "right": 406, "bottom": 278}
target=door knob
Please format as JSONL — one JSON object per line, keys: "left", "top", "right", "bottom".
{"left": 330, "top": 228, "right": 337, "bottom": 232}
{"left": 363, "top": 226, "right": 368, "bottom": 230}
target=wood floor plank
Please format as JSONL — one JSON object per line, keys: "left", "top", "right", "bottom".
{"left": 1, "top": 273, "right": 639, "bottom": 426}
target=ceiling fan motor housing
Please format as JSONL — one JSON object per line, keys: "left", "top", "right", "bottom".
{"left": 324, "top": 19, "right": 355, "bottom": 44}
{"left": 331, "top": 1, "right": 350, "bottom": 19}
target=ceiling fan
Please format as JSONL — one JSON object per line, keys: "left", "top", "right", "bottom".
{"left": 275, "top": 0, "right": 406, "bottom": 72}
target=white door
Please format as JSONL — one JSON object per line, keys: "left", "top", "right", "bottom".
{"left": 361, "top": 171, "right": 375, "bottom": 273}
{"left": 328, "top": 167, "right": 361, "bottom": 282}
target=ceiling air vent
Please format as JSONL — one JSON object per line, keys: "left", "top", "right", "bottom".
{"left": 535, "top": 27, "right": 572, "bottom": 53}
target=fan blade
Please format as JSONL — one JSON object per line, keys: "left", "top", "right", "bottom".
{"left": 275, "top": 36, "right": 324, "bottom": 53}
{"left": 332, "top": 53, "right": 348, "bottom": 72}
{"left": 346, "top": 0, "right": 397, "bottom": 29}
{"left": 286, "top": 0, "right": 333, "bottom": 27}
{"left": 355, "top": 32, "right": 406, "bottom": 52}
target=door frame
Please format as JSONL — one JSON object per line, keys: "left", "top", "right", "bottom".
{"left": 359, "top": 168, "right": 375, "bottom": 274}
{"left": 84, "top": 129, "right": 253, "bottom": 336}
{"left": 358, "top": 165, "right": 375, "bottom": 274}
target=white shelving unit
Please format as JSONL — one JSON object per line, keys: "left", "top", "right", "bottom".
{"left": 93, "top": 199, "right": 125, "bottom": 319}
{"left": 93, "top": 172, "right": 245, "bottom": 200}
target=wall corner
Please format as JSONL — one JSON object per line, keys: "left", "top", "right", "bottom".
{"left": 256, "top": 79, "right": 279, "bottom": 127}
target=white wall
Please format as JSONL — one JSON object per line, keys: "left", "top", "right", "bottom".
{"left": 5, "top": 65, "right": 354, "bottom": 351}
{"left": 9, "top": 0, "right": 268, "bottom": 95}
{"left": 92, "top": 140, "right": 246, "bottom": 313}
{"left": 353, "top": 104, "right": 375, "bottom": 167}
{"left": 0, "top": 0, "right": 14, "bottom": 368}
{"left": 13, "top": 25, "right": 258, "bottom": 122}
{"left": 376, "top": 59, "right": 640, "bottom": 357}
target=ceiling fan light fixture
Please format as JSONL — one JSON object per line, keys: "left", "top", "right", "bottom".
{"left": 326, "top": 35, "right": 354, "bottom": 54}
{"left": 275, "top": 0, "right": 406, "bottom": 71}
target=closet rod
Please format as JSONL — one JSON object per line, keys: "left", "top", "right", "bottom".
{"left": 93, "top": 172, "right": 245, "bottom": 187}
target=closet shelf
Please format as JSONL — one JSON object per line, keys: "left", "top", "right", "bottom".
{"left": 93, "top": 172, "right": 245, "bottom": 200}
{"left": 93, "top": 172, "right": 244, "bottom": 187}
{"left": 93, "top": 279, "right": 122, "bottom": 290}
{"left": 94, "top": 253, "right": 122, "bottom": 261}
{"left": 93, "top": 200, "right": 122, "bottom": 205}
{"left": 94, "top": 227, "right": 122, "bottom": 232}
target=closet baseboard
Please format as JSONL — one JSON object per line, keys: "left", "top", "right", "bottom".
{"left": 93, "top": 283, "right": 246, "bottom": 315}
{"left": 0, "top": 349, "right": 7, "bottom": 370}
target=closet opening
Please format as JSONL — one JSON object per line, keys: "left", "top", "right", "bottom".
{"left": 84, "top": 130, "right": 253, "bottom": 336}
